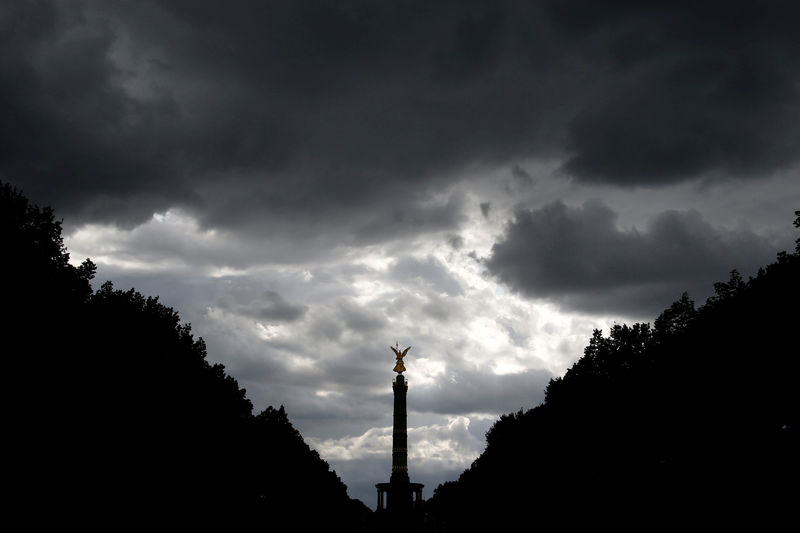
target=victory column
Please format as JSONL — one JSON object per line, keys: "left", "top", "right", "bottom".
{"left": 375, "top": 344, "right": 424, "bottom": 530}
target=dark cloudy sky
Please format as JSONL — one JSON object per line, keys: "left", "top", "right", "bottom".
{"left": 4, "top": 1, "right": 799, "bottom": 505}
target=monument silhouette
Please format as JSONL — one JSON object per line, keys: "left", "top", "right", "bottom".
{"left": 375, "top": 344, "right": 424, "bottom": 532}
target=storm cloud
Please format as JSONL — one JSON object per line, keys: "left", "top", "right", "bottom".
{"left": 486, "top": 201, "right": 778, "bottom": 316}
{"left": 4, "top": 1, "right": 800, "bottom": 242}
{"left": 413, "top": 368, "right": 552, "bottom": 416}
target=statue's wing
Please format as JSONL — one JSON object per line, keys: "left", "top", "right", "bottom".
{"left": 401, "top": 346, "right": 411, "bottom": 357}
{"left": 390, "top": 346, "right": 400, "bottom": 356}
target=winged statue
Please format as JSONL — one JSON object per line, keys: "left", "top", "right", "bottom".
{"left": 390, "top": 343, "right": 411, "bottom": 373}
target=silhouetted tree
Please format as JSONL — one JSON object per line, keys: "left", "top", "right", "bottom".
{"left": 795, "top": 210, "right": 800, "bottom": 252}
{"left": 2, "top": 182, "right": 370, "bottom": 530}
{"left": 653, "top": 291, "right": 696, "bottom": 340}
{"left": 427, "top": 212, "right": 799, "bottom": 530}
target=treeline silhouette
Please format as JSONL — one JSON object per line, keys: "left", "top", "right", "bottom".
{"left": 427, "top": 213, "right": 799, "bottom": 530}
{"left": 2, "top": 182, "right": 370, "bottom": 530}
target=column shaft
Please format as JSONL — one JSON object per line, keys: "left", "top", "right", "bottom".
{"left": 391, "top": 375, "right": 409, "bottom": 481}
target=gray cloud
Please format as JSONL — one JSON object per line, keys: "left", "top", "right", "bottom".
{"left": 509, "top": 164, "right": 535, "bottom": 192}
{"left": 336, "top": 299, "right": 390, "bottom": 335}
{"left": 218, "top": 290, "right": 308, "bottom": 322}
{"left": 414, "top": 368, "right": 552, "bottom": 416}
{"left": 4, "top": 1, "right": 800, "bottom": 240}
{"left": 446, "top": 234, "right": 465, "bottom": 250}
{"left": 309, "top": 414, "right": 489, "bottom": 506}
{"left": 550, "top": 1, "right": 800, "bottom": 184}
{"left": 390, "top": 255, "right": 464, "bottom": 297}
{"left": 486, "top": 201, "right": 779, "bottom": 316}
{"left": 420, "top": 293, "right": 466, "bottom": 324}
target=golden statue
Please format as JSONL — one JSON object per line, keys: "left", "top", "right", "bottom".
{"left": 391, "top": 343, "right": 411, "bottom": 373}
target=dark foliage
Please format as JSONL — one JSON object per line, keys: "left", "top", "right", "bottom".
{"left": 1, "top": 182, "right": 370, "bottom": 530}
{"left": 427, "top": 217, "right": 799, "bottom": 530}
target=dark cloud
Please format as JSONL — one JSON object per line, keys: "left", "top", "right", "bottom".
{"left": 415, "top": 368, "right": 552, "bottom": 416}
{"left": 2, "top": 2, "right": 227, "bottom": 225}
{"left": 486, "top": 200, "right": 779, "bottom": 316}
{"left": 351, "top": 194, "right": 466, "bottom": 245}
{"left": 480, "top": 202, "right": 491, "bottom": 218}
{"left": 336, "top": 300, "right": 390, "bottom": 335}
{"left": 421, "top": 293, "right": 465, "bottom": 324}
{"left": 390, "top": 255, "right": 464, "bottom": 297}
{"left": 446, "top": 234, "right": 465, "bottom": 250}
{"left": 511, "top": 164, "right": 534, "bottom": 188}
{"left": 548, "top": 1, "right": 800, "bottom": 184}
{"left": 4, "top": 1, "right": 799, "bottom": 239}
{"left": 497, "top": 317, "right": 529, "bottom": 348}
{"left": 225, "top": 290, "right": 308, "bottom": 322}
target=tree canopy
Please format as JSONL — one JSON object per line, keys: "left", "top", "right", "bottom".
{"left": 427, "top": 215, "right": 799, "bottom": 530}
{"left": 2, "top": 182, "right": 369, "bottom": 530}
